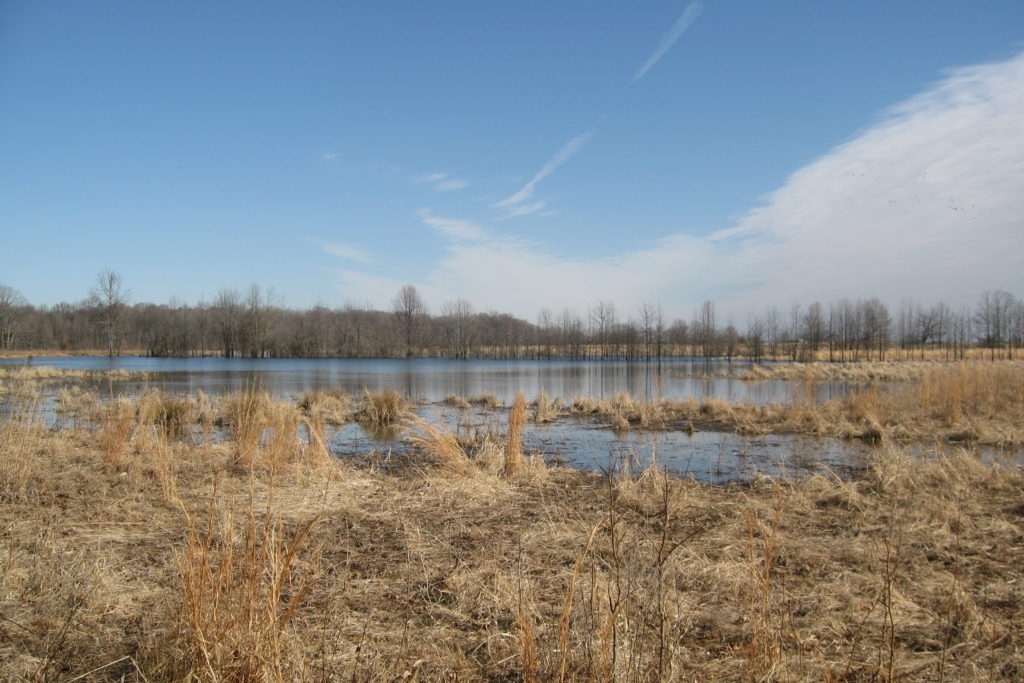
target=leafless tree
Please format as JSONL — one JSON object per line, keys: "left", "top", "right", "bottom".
{"left": 589, "top": 301, "right": 616, "bottom": 359}
{"left": 638, "top": 302, "right": 664, "bottom": 361}
{"left": 213, "top": 288, "right": 242, "bottom": 358}
{"left": 0, "top": 284, "right": 29, "bottom": 350}
{"left": 440, "top": 298, "right": 475, "bottom": 359}
{"left": 975, "top": 290, "right": 1017, "bottom": 360}
{"left": 89, "top": 269, "right": 130, "bottom": 356}
{"left": 392, "top": 284, "right": 428, "bottom": 357}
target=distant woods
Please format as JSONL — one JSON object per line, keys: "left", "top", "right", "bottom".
{"left": 0, "top": 276, "right": 1022, "bottom": 361}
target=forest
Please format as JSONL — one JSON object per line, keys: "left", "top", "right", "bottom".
{"left": 0, "top": 275, "right": 1021, "bottom": 362}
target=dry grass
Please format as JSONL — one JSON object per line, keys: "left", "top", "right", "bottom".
{"left": 532, "top": 390, "right": 564, "bottom": 423}
{"left": 570, "top": 361, "right": 1024, "bottom": 447}
{"left": 503, "top": 391, "right": 528, "bottom": 477}
{"left": 179, "top": 480, "right": 322, "bottom": 683}
{"left": 356, "top": 389, "right": 411, "bottom": 434}
{"left": 1, "top": 386, "right": 1023, "bottom": 681}
{"left": 297, "top": 389, "right": 355, "bottom": 425}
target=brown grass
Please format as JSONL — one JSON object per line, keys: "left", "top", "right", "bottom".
{"left": 356, "top": 389, "right": 411, "bottom": 434}
{"left": 1, "top": 387, "right": 1023, "bottom": 681}
{"left": 503, "top": 391, "right": 528, "bottom": 477}
{"left": 179, "top": 480, "right": 321, "bottom": 683}
{"left": 570, "top": 361, "right": 1024, "bottom": 446}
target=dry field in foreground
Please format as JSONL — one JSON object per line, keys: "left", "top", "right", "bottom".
{"left": 1, "top": 373, "right": 1023, "bottom": 683}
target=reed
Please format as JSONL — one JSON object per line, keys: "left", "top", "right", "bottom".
{"left": 356, "top": 389, "right": 410, "bottom": 432}
{"left": 178, "top": 481, "right": 321, "bottom": 683}
{"left": 469, "top": 392, "right": 501, "bottom": 409}
{"left": 297, "top": 389, "right": 355, "bottom": 425}
{"left": 532, "top": 390, "right": 563, "bottom": 423}
{"left": 98, "top": 397, "right": 136, "bottom": 470}
{"left": 503, "top": 391, "right": 528, "bottom": 477}
{"left": 404, "top": 414, "right": 475, "bottom": 475}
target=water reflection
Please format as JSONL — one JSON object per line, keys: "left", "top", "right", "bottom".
{"left": 1, "top": 356, "right": 857, "bottom": 405}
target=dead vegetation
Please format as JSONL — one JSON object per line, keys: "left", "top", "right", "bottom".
{"left": 1, "top": 371, "right": 1023, "bottom": 681}
{"left": 571, "top": 361, "right": 1024, "bottom": 446}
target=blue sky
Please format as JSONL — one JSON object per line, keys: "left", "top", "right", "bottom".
{"left": 2, "top": 1, "right": 1022, "bottom": 322}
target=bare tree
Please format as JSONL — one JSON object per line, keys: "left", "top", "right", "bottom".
{"left": 747, "top": 313, "right": 765, "bottom": 363}
{"left": 440, "top": 298, "right": 475, "bottom": 359}
{"left": 392, "top": 284, "right": 428, "bottom": 357}
{"left": 0, "top": 284, "right": 29, "bottom": 350}
{"left": 213, "top": 288, "right": 242, "bottom": 358}
{"left": 975, "top": 290, "right": 1016, "bottom": 360}
{"left": 89, "top": 269, "right": 130, "bottom": 356}
{"left": 638, "top": 302, "right": 664, "bottom": 361}
{"left": 589, "top": 301, "right": 616, "bottom": 359}
{"left": 694, "top": 300, "right": 717, "bottom": 359}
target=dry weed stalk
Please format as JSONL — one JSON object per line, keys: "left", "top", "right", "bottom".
{"left": 404, "top": 414, "right": 475, "bottom": 475}
{"left": 503, "top": 391, "right": 528, "bottom": 477}
{"left": 178, "top": 480, "right": 322, "bottom": 683}
{"left": 99, "top": 397, "right": 136, "bottom": 470}
{"left": 743, "top": 489, "right": 785, "bottom": 680}
{"left": 226, "top": 388, "right": 270, "bottom": 470}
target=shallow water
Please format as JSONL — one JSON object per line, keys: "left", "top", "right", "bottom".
{"left": 1, "top": 356, "right": 857, "bottom": 405}
{"left": 9, "top": 355, "right": 1007, "bottom": 482}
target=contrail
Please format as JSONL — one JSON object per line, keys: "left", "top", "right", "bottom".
{"left": 634, "top": 1, "right": 704, "bottom": 82}
{"left": 494, "top": 130, "right": 596, "bottom": 209}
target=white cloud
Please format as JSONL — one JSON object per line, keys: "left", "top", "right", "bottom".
{"left": 333, "top": 51, "right": 1024, "bottom": 321}
{"left": 434, "top": 178, "right": 470, "bottom": 192}
{"left": 494, "top": 130, "right": 595, "bottom": 215}
{"left": 321, "top": 151, "right": 341, "bottom": 161}
{"left": 414, "top": 172, "right": 470, "bottom": 192}
{"left": 321, "top": 242, "right": 374, "bottom": 263}
{"left": 418, "top": 209, "right": 488, "bottom": 241}
{"left": 634, "top": 1, "right": 704, "bottom": 82}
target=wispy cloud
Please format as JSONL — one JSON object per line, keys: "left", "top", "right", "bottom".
{"left": 332, "top": 51, "right": 1024, "bottom": 321}
{"left": 319, "top": 242, "right": 375, "bottom": 263}
{"left": 634, "top": 1, "right": 704, "bottom": 82}
{"left": 321, "top": 151, "right": 341, "bottom": 161}
{"left": 418, "top": 209, "right": 488, "bottom": 241}
{"left": 414, "top": 172, "right": 470, "bottom": 192}
{"left": 493, "top": 130, "right": 596, "bottom": 217}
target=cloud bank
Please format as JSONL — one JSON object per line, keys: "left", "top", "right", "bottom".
{"left": 330, "top": 51, "right": 1024, "bottom": 321}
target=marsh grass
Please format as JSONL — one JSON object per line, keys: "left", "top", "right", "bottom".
{"left": 2, "top": 385, "right": 1023, "bottom": 681}
{"left": 503, "top": 391, "right": 528, "bottom": 477}
{"left": 404, "top": 413, "right": 475, "bottom": 475}
{"left": 469, "top": 392, "right": 501, "bottom": 410}
{"left": 297, "top": 389, "right": 355, "bottom": 425}
{"left": 356, "top": 389, "right": 410, "bottom": 434}
{"left": 179, "top": 479, "right": 322, "bottom": 683}
{"left": 569, "top": 361, "right": 1024, "bottom": 446}
{"left": 532, "top": 390, "right": 563, "bottom": 423}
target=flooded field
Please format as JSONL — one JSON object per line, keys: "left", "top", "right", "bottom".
{"left": 4, "top": 356, "right": 1018, "bottom": 482}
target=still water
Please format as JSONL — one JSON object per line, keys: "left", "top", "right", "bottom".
{"left": 5, "top": 356, "right": 852, "bottom": 404}
{"left": 5, "top": 356, "right": 877, "bottom": 482}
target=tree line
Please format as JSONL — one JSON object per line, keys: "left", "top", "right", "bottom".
{"left": 0, "top": 273, "right": 1021, "bottom": 362}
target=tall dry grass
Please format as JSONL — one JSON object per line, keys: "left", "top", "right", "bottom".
{"left": 3, "top": 382, "right": 1023, "bottom": 681}
{"left": 404, "top": 414, "right": 476, "bottom": 476}
{"left": 356, "top": 389, "right": 410, "bottom": 434}
{"left": 179, "top": 480, "right": 322, "bottom": 683}
{"left": 503, "top": 391, "right": 528, "bottom": 477}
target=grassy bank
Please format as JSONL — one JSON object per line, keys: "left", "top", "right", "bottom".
{"left": 1, "top": 382, "right": 1022, "bottom": 681}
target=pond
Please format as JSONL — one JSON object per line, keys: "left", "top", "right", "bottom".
{"left": 2, "top": 355, "right": 855, "bottom": 404}
{"left": 0, "top": 355, "right": 894, "bottom": 482}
